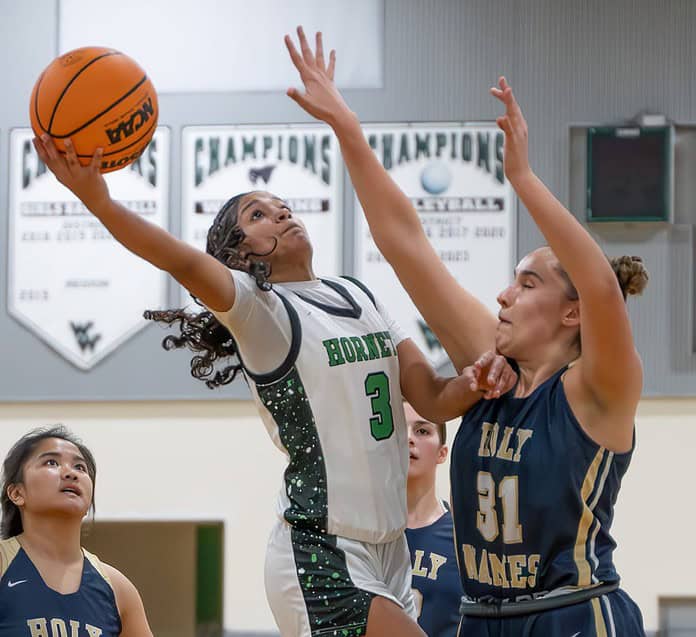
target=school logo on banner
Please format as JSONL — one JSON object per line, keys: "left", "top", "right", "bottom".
{"left": 8, "top": 128, "right": 170, "bottom": 370}
{"left": 181, "top": 124, "right": 343, "bottom": 303}
{"left": 355, "top": 123, "right": 515, "bottom": 367}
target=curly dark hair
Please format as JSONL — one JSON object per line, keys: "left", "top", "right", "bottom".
{"left": 144, "top": 192, "right": 278, "bottom": 389}
{"left": 1, "top": 425, "right": 97, "bottom": 539}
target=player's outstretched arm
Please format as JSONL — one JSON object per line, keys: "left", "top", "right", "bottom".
{"left": 33, "top": 135, "right": 236, "bottom": 312}
{"left": 491, "top": 78, "right": 642, "bottom": 447}
{"left": 397, "top": 340, "right": 516, "bottom": 423}
{"left": 284, "top": 27, "right": 497, "bottom": 372}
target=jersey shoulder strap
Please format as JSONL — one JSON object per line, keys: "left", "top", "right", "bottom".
{"left": 83, "top": 548, "right": 115, "bottom": 590}
{"left": 340, "top": 276, "right": 377, "bottom": 308}
{"left": 0, "top": 537, "right": 20, "bottom": 579}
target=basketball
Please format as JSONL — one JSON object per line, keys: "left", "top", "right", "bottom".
{"left": 30, "top": 46, "right": 158, "bottom": 174}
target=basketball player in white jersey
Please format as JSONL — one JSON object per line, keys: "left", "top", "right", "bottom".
{"left": 33, "top": 55, "right": 516, "bottom": 637}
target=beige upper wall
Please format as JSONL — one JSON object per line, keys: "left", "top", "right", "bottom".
{"left": 0, "top": 398, "right": 693, "bottom": 633}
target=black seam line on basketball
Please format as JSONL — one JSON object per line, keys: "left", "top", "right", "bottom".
{"left": 50, "top": 74, "right": 150, "bottom": 139}
{"left": 46, "top": 51, "right": 123, "bottom": 134}
{"left": 50, "top": 72, "right": 148, "bottom": 139}
{"left": 33, "top": 71, "right": 50, "bottom": 133}
{"left": 63, "top": 120, "right": 157, "bottom": 158}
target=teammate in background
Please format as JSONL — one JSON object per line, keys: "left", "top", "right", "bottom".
{"left": 404, "top": 403, "right": 462, "bottom": 637}
{"left": 0, "top": 426, "right": 152, "bottom": 636}
{"left": 32, "top": 34, "right": 517, "bottom": 636}
{"left": 284, "top": 27, "right": 647, "bottom": 635}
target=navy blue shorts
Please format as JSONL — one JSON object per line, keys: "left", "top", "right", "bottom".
{"left": 457, "top": 589, "right": 644, "bottom": 637}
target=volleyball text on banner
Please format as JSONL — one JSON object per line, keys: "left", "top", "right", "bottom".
{"left": 354, "top": 123, "right": 515, "bottom": 367}
{"left": 8, "top": 127, "right": 170, "bottom": 370}
{"left": 181, "top": 124, "right": 342, "bottom": 304}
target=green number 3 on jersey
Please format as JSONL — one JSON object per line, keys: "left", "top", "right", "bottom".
{"left": 364, "top": 372, "right": 395, "bottom": 440}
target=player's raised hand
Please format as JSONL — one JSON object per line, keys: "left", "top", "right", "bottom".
{"left": 464, "top": 350, "right": 517, "bottom": 399}
{"left": 285, "top": 27, "right": 352, "bottom": 126}
{"left": 33, "top": 135, "right": 109, "bottom": 208}
{"left": 490, "top": 77, "right": 531, "bottom": 183}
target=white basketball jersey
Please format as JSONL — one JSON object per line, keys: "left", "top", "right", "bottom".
{"left": 215, "top": 275, "right": 409, "bottom": 544}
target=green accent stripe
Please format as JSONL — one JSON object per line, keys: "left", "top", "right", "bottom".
{"left": 196, "top": 524, "right": 223, "bottom": 629}
{"left": 290, "top": 527, "right": 373, "bottom": 636}
{"left": 258, "top": 367, "right": 328, "bottom": 531}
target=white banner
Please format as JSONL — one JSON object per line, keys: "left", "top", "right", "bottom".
{"left": 181, "top": 124, "right": 342, "bottom": 304}
{"left": 8, "top": 127, "right": 170, "bottom": 370}
{"left": 59, "top": 0, "right": 383, "bottom": 92}
{"left": 355, "top": 123, "right": 515, "bottom": 367}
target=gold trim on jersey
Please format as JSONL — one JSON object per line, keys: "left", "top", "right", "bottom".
{"left": 591, "top": 596, "right": 608, "bottom": 636}
{"left": 83, "top": 548, "right": 114, "bottom": 591}
{"left": 574, "top": 448, "right": 605, "bottom": 586}
{"left": 450, "top": 489, "right": 462, "bottom": 577}
{"left": 0, "top": 537, "right": 21, "bottom": 579}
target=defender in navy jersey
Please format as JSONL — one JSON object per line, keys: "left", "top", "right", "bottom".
{"left": 404, "top": 403, "right": 462, "bottom": 637}
{"left": 443, "top": 79, "right": 646, "bottom": 635}
{"left": 0, "top": 427, "right": 152, "bottom": 636}
{"left": 451, "top": 364, "right": 644, "bottom": 634}
{"left": 294, "top": 55, "right": 649, "bottom": 635}
{"left": 0, "top": 538, "right": 121, "bottom": 637}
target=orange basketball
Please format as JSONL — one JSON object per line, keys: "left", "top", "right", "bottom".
{"left": 30, "top": 46, "right": 158, "bottom": 174}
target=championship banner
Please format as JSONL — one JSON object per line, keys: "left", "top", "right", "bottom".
{"left": 8, "top": 127, "right": 170, "bottom": 370}
{"left": 181, "top": 124, "right": 342, "bottom": 304}
{"left": 355, "top": 123, "right": 515, "bottom": 367}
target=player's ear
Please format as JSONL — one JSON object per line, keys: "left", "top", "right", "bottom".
{"left": 561, "top": 300, "right": 580, "bottom": 328}
{"left": 436, "top": 445, "right": 448, "bottom": 465}
{"left": 7, "top": 484, "right": 25, "bottom": 508}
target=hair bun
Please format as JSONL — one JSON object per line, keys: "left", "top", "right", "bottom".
{"left": 610, "top": 255, "right": 649, "bottom": 298}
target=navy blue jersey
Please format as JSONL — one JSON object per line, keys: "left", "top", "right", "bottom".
{"left": 405, "top": 506, "right": 463, "bottom": 637}
{"left": 450, "top": 366, "right": 632, "bottom": 602}
{"left": 0, "top": 537, "right": 121, "bottom": 636}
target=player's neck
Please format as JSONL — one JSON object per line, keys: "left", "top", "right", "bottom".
{"left": 269, "top": 261, "right": 317, "bottom": 283}
{"left": 18, "top": 517, "right": 83, "bottom": 564}
{"left": 407, "top": 478, "right": 444, "bottom": 529}
{"left": 514, "top": 346, "right": 579, "bottom": 397}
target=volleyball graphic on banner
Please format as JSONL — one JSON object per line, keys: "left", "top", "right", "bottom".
{"left": 355, "top": 123, "right": 515, "bottom": 368}
{"left": 421, "top": 161, "right": 452, "bottom": 194}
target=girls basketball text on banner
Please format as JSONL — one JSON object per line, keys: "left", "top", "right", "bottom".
{"left": 354, "top": 123, "right": 515, "bottom": 367}
{"left": 8, "top": 127, "right": 170, "bottom": 370}
{"left": 181, "top": 124, "right": 342, "bottom": 304}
